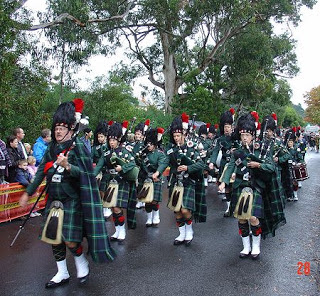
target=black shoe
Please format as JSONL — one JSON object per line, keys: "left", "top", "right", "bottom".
{"left": 223, "top": 211, "right": 231, "bottom": 217}
{"left": 239, "top": 252, "right": 250, "bottom": 259}
{"left": 78, "top": 274, "right": 89, "bottom": 284}
{"left": 110, "top": 237, "right": 118, "bottom": 241}
{"left": 45, "top": 278, "right": 70, "bottom": 289}
{"left": 117, "top": 239, "right": 125, "bottom": 245}
{"left": 173, "top": 240, "right": 184, "bottom": 245}
{"left": 251, "top": 254, "right": 260, "bottom": 260}
{"left": 184, "top": 239, "right": 193, "bottom": 246}
{"left": 146, "top": 223, "right": 153, "bottom": 228}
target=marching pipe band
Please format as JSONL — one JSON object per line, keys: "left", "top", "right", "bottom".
{"left": 17, "top": 104, "right": 310, "bottom": 289}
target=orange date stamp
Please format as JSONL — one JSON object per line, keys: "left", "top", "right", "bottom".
{"left": 297, "top": 261, "right": 310, "bottom": 275}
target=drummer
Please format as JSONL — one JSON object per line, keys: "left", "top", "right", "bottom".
{"left": 285, "top": 128, "right": 305, "bottom": 201}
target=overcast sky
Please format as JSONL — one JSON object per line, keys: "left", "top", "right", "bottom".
{"left": 24, "top": 1, "right": 320, "bottom": 107}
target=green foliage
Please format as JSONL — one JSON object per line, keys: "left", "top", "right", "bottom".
{"left": 0, "top": 0, "right": 51, "bottom": 142}
{"left": 304, "top": 85, "right": 320, "bottom": 124}
{"left": 282, "top": 105, "right": 305, "bottom": 127}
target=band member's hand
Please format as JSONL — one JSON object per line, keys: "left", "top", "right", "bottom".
{"left": 152, "top": 171, "right": 160, "bottom": 182}
{"left": 231, "top": 148, "right": 236, "bottom": 153}
{"left": 96, "top": 172, "right": 102, "bottom": 180}
{"left": 19, "top": 192, "right": 29, "bottom": 207}
{"left": 209, "top": 163, "right": 214, "bottom": 170}
{"left": 56, "top": 153, "right": 69, "bottom": 168}
{"left": 115, "top": 165, "right": 122, "bottom": 172}
{"left": 247, "top": 161, "right": 260, "bottom": 169}
{"left": 218, "top": 182, "right": 225, "bottom": 192}
{"left": 231, "top": 173, "right": 236, "bottom": 180}
{"left": 177, "top": 165, "right": 188, "bottom": 172}
{"left": 273, "top": 156, "right": 278, "bottom": 162}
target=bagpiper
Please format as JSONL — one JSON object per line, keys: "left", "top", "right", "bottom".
{"left": 136, "top": 128, "right": 168, "bottom": 227}
{"left": 92, "top": 120, "right": 112, "bottom": 218}
{"left": 166, "top": 114, "right": 206, "bottom": 246}
{"left": 219, "top": 112, "right": 285, "bottom": 259}
{"left": 19, "top": 99, "right": 115, "bottom": 288}
{"left": 209, "top": 108, "right": 238, "bottom": 217}
{"left": 133, "top": 120, "right": 149, "bottom": 209}
{"left": 94, "top": 122, "right": 138, "bottom": 243}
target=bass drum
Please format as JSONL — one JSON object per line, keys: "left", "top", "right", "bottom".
{"left": 292, "top": 163, "right": 309, "bottom": 181}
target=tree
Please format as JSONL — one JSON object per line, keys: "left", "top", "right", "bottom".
{"left": 304, "top": 86, "right": 320, "bottom": 124}
{"left": 282, "top": 105, "right": 304, "bottom": 128}
{"left": 24, "top": 0, "right": 316, "bottom": 113}
{"left": 0, "top": 0, "right": 51, "bottom": 141}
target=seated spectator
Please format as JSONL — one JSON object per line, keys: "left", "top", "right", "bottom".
{"left": 7, "top": 135, "right": 23, "bottom": 182}
{"left": 15, "top": 159, "right": 41, "bottom": 217}
{"left": 0, "top": 138, "right": 12, "bottom": 184}
{"left": 33, "top": 128, "right": 51, "bottom": 166}
{"left": 27, "top": 156, "right": 38, "bottom": 178}
{"left": 24, "top": 143, "right": 33, "bottom": 156}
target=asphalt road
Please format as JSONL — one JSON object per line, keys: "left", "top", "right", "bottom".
{"left": 0, "top": 151, "right": 319, "bottom": 296}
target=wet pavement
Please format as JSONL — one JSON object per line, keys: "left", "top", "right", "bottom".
{"left": 0, "top": 152, "right": 319, "bottom": 296}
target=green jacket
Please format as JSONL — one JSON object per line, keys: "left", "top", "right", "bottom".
{"left": 222, "top": 145, "right": 276, "bottom": 190}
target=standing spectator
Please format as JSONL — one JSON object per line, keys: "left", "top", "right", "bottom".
{"left": 80, "top": 127, "right": 93, "bottom": 154}
{"left": 0, "top": 138, "right": 12, "bottom": 184}
{"left": 7, "top": 135, "right": 23, "bottom": 182}
{"left": 24, "top": 143, "right": 33, "bottom": 156}
{"left": 33, "top": 128, "right": 52, "bottom": 166}
{"left": 27, "top": 155, "right": 38, "bottom": 178}
{"left": 13, "top": 127, "right": 28, "bottom": 160}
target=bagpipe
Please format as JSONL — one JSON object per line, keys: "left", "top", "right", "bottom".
{"left": 110, "top": 152, "right": 140, "bottom": 182}
{"left": 167, "top": 144, "right": 196, "bottom": 212}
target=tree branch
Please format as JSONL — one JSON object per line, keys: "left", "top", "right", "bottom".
{"left": 27, "top": 1, "right": 135, "bottom": 31}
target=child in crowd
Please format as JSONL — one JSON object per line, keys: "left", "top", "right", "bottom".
{"left": 15, "top": 159, "right": 41, "bottom": 217}
{"left": 27, "top": 156, "right": 38, "bottom": 178}
{"left": 24, "top": 143, "right": 33, "bottom": 156}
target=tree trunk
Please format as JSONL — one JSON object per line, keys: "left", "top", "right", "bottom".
{"left": 160, "top": 32, "right": 179, "bottom": 114}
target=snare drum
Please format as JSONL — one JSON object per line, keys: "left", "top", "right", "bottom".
{"left": 292, "top": 163, "right": 309, "bottom": 181}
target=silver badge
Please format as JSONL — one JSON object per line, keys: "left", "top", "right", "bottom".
{"left": 52, "top": 174, "right": 62, "bottom": 183}
{"left": 235, "top": 158, "right": 242, "bottom": 166}
{"left": 243, "top": 172, "right": 250, "bottom": 181}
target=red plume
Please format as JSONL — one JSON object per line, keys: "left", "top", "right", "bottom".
{"left": 157, "top": 127, "right": 165, "bottom": 142}
{"left": 206, "top": 123, "right": 211, "bottom": 128}
{"left": 229, "top": 108, "right": 235, "bottom": 115}
{"left": 297, "top": 126, "right": 301, "bottom": 130}
{"left": 292, "top": 126, "right": 297, "bottom": 133}
{"left": 214, "top": 124, "right": 219, "bottom": 129}
{"left": 144, "top": 119, "right": 150, "bottom": 132}
{"left": 122, "top": 120, "right": 129, "bottom": 129}
{"left": 145, "top": 119, "right": 150, "bottom": 126}
{"left": 251, "top": 111, "right": 259, "bottom": 122}
{"left": 257, "top": 122, "right": 261, "bottom": 130}
{"left": 181, "top": 112, "right": 189, "bottom": 123}
{"left": 108, "top": 120, "right": 114, "bottom": 126}
{"left": 157, "top": 127, "right": 165, "bottom": 134}
{"left": 271, "top": 112, "right": 277, "bottom": 121}
{"left": 73, "top": 98, "right": 84, "bottom": 113}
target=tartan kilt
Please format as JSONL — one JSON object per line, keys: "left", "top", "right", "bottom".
{"left": 194, "top": 179, "right": 207, "bottom": 223}
{"left": 168, "top": 179, "right": 195, "bottom": 211}
{"left": 42, "top": 194, "right": 83, "bottom": 242}
{"left": 138, "top": 178, "right": 163, "bottom": 202}
{"left": 106, "top": 178, "right": 130, "bottom": 208}
{"left": 231, "top": 185, "right": 264, "bottom": 219}
{"left": 99, "top": 173, "right": 109, "bottom": 192}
